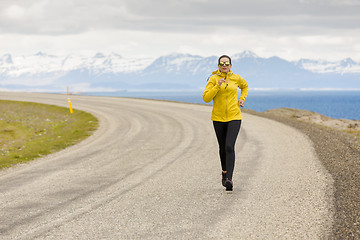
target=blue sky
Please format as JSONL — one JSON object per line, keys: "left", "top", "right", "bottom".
{"left": 1, "top": 0, "right": 359, "bottom": 61}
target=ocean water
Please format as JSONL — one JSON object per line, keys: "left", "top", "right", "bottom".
{"left": 85, "top": 90, "right": 360, "bottom": 120}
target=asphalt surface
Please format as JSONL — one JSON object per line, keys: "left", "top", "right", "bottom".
{"left": 0, "top": 92, "right": 334, "bottom": 239}
{"left": 247, "top": 108, "right": 360, "bottom": 239}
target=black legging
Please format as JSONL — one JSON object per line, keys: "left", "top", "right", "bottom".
{"left": 213, "top": 120, "right": 241, "bottom": 180}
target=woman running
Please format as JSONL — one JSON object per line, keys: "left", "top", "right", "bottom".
{"left": 203, "top": 55, "right": 249, "bottom": 191}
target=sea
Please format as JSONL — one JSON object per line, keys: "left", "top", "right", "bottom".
{"left": 85, "top": 90, "right": 360, "bottom": 120}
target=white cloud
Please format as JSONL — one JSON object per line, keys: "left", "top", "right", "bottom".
{"left": 329, "top": 0, "right": 360, "bottom": 6}
{"left": 3, "top": 5, "right": 25, "bottom": 19}
{"left": 0, "top": 0, "right": 359, "bottom": 61}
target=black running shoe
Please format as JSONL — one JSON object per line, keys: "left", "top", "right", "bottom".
{"left": 224, "top": 178, "right": 233, "bottom": 191}
{"left": 222, "top": 172, "right": 226, "bottom": 186}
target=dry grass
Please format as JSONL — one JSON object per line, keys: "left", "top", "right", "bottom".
{"left": 263, "top": 108, "right": 360, "bottom": 139}
{"left": 0, "top": 100, "right": 98, "bottom": 169}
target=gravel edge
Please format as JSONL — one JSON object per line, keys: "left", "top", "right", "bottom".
{"left": 243, "top": 109, "right": 360, "bottom": 239}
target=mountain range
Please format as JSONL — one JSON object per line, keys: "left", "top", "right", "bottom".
{"left": 1, "top": 51, "right": 359, "bottom": 93}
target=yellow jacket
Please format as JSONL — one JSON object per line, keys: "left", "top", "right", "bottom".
{"left": 203, "top": 70, "right": 249, "bottom": 122}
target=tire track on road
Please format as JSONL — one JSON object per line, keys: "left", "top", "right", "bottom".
{"left": 0, "top": 94, "right": 202, "bottom": 239}
{"left": 0, "top": 93, "right": 333, "bottom": 239}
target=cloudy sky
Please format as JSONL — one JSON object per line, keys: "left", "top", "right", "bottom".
{"left": 1, "top": 0, "right": 360, "bottom": 61}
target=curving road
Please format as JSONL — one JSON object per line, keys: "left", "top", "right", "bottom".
{"left": 0, "top": 92, "right": 333, "bottom": 239}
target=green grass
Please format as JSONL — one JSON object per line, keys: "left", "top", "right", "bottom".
{"left": 0, "top": 100, "right": 99, "bottom": 169}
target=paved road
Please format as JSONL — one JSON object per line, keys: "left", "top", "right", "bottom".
{"left": 0, "top": 92, "right": 333, "bottom": 239}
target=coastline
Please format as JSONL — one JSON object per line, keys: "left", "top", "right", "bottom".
{"left": 262, "top": 108, "right": 360, "bottom": 138}
{"left": 80, "top": 90, "right": 360, "bottom": 120}
{"left": 243, "top": 108, "right": 360, "bottom": 239}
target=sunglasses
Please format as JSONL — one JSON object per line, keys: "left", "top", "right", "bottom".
{"left": 219, "top": 61, "right": 230, "bottom": 66}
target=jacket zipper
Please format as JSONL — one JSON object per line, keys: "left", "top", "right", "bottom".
{"left": 225, "top": 73, "right": 229, "bottom": 121}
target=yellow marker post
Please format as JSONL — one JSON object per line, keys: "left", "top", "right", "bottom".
{"left": 68, "top": 98, "right": 73, "bottom": 114}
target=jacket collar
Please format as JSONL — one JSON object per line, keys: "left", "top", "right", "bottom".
{"left": 212, "top": 70, "right": 233, "bottom": 77}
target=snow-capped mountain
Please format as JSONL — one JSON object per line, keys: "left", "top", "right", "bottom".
{"left": 294, "top": 58, "right": 360, "bottom": 74}
{"left": 232, "top": 50, "right": 260, "bottom": 59}
{"left": 0, "top": 51, "right": 154, "bottom": 76}
{"left": 0, "top": 51, "right": 359, "bottom": 92}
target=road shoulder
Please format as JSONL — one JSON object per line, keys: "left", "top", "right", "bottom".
{"left": 243, "top": 108, "right": 360, "bottom": 239}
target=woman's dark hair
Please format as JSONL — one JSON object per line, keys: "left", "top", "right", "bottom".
{"left": 218, "top": 55, "right": 232, "bottom": 65}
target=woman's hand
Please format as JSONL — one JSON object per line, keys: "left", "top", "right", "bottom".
{"left": 218, "top": 78, "right": 226, "bottom": 86}
{"left": 239, "top": 99, "right": 245, "bottom": 107}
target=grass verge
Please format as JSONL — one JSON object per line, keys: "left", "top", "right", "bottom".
{"left": 0, "top": 100, "right": 99, "bottom": 170}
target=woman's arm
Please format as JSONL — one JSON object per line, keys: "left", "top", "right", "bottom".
{"left": 238, "top": 76, "right": 249, "bottom": 104}
{"left": 203, "top": 78, "right": 221, "bottom": 103}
